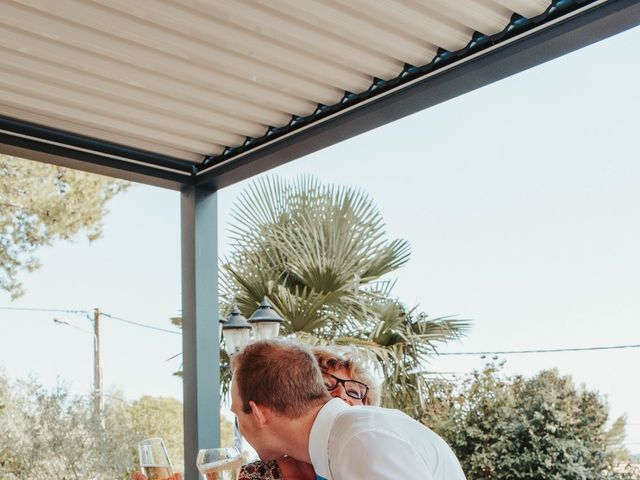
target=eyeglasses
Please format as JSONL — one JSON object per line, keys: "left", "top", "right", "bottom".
{"left": 321, "top": 371, "right": 369, "bottom": 400}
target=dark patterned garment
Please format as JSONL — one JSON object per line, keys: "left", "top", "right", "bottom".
{"left": 239, "top": 460, "right": 283, "bottom": 480}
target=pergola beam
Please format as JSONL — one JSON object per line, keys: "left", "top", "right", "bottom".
{"left": 0, "top": 115, "right": 194, "bottom": 190}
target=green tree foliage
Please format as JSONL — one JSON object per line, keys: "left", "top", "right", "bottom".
{"left": 220, "top": 414, "right": 236, "bottom": 449}
{"left": 0, "top": 371, "right": 238, "bottom": 479}
{"left": 422, "top": 362, "right": 637, "bottom": 480}
{"left": 0, "top": 154, "right": 128, "bottom": 298}
{"left": 219, "top": 175, "right": 470, "bottom": 415}
{"left": 126, "top": 396, "right": 185, "bottom": 473}
{"left": 223, "top": 175, "right": 412, "bottom": 333}
{"left": 0, "top": 372, "right": 136, "bottom": 479}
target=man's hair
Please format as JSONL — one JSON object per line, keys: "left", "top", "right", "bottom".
{"left": 231, "top": 339, "right": 330, "bottom": 418}
{"left": 313, "top": 347, "right": 381, "bottom": 406}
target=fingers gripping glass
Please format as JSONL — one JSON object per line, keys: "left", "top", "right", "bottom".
{"left": 322, "top": 371, "right": 369, "bottom": 400}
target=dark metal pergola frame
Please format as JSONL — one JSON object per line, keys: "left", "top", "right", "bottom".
{"left": 0, "top": 1, "right": 638, "bottom": 478}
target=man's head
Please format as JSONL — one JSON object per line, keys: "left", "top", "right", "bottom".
{"left": 230, "top": 339, "right": 331, "bottom": 459}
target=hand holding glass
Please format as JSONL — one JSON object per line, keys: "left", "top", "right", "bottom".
{"left": 196, "top": 447, "right": 242, "bottom": 480}
{"left": 138, "top": 437, "right": 174, "bottom": 480}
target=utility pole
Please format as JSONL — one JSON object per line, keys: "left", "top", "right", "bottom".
{"left": 53, "top": 310, "right": 103, "bottom": 420}
{"left": 93, "top": 307, "right": 102, "bottom": 418}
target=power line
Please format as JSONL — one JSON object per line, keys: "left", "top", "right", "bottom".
{"left": 101, "top": 312, "right": 181, "bottom": 335}
{"left": 0, "top": 305, "right": 181, "bottom": 335}
{"left": 439, "top": 344, "right": 640, "bottom": 356}
{"left": 0, "top": 306, "right": 89, "bottom": 315}
{"left": 2, "top": 306, "right": 637, "bottom": 349}
{"left": 165, "top": 352, "right": 182, "bottom": 361}
{"left": 53, "top": 318, "right": 92, "bottom": 335}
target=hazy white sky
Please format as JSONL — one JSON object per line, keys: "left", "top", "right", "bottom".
{"left": 1, "top": 26, "right": 638, "bottom": 452}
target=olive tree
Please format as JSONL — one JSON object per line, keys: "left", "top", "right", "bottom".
{"left": 0, "top": 154, "right": 128, "bottom": 298}
{"left": 422, "top": 362, "right": 636, "bottom": 480}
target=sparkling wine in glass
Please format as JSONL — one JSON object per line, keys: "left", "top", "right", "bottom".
{"left": 138, "top": 437, "right": 174, "bottom": 480}
{"left": 196, "top": 447, "right": 242, "bottom": 480}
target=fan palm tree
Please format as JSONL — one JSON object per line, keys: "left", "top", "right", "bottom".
{"left": 221, "top": 175, "right": 470, "bottom": 417}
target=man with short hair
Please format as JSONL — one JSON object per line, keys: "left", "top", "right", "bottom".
{"left": 230, "top": 339, "right": 466, "bottom": 480}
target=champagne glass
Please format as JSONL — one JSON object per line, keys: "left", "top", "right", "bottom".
{"left": 196, "top": 447, "right": 242, "bottom": 480}
{"left": 138, "top": 437, "right": 174, "bottom": 480}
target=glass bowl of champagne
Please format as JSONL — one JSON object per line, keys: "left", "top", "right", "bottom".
{"left": 138, "top": 437, "right": 174, "bottom": 480}
{"left": 196, "top": 447, "right": 242, "bottom": 480}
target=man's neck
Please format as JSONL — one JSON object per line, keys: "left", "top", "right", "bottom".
{"left": 272, "top": 402, "right": 326, "bottom": 464}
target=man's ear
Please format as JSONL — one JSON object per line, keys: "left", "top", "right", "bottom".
{"left": 249, "top": 400, "right": 269, "bottom": 428}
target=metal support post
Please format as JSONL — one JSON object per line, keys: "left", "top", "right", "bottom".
{"left": 181, "top": 186, "right": 220, "bottom": 480}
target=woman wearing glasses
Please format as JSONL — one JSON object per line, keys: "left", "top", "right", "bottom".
{"left": 239, "top": 346, "right": 380, "bottom": 480}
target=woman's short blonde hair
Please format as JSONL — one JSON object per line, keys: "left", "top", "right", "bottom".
{"left": 312, "top": 347, "right": 380, "bottom": 406}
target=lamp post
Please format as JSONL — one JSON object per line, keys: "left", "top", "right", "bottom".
{"left": 248, "top": 298, "right": 284, "bottom": 341}
{"left": 220, "top": 306, "right": 252, "bottom": 355}
{"left": 220, "top": 298, "right": 283, "bottom": 354}
{"left": 220, "top": 298, "right": 283, "bottom": 453}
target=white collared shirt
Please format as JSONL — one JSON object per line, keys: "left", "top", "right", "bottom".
{"left": 309, "top": 398, "right": 466, "bottom": 480}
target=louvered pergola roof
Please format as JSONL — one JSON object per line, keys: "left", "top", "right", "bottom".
{"left": 1, "top": 0, "right": 637, "bottom": 190}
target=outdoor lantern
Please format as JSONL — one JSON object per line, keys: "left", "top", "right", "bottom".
{"left": 218, "top": 316, "right": 226, "bottom": 339}
{"left": 221, "top": 306, "right": 252, "bottom": 354}
{"left": 248, "top": 297, "right": 284, "bottom": 341}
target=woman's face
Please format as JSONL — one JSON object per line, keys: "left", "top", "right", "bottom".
{"left": 322, "top": 367, "right": 367, "bottom": 406}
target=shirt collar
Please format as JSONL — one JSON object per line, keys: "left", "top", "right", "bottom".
{"left": 308, "top": 398, "right": 350, "bottom": 480}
